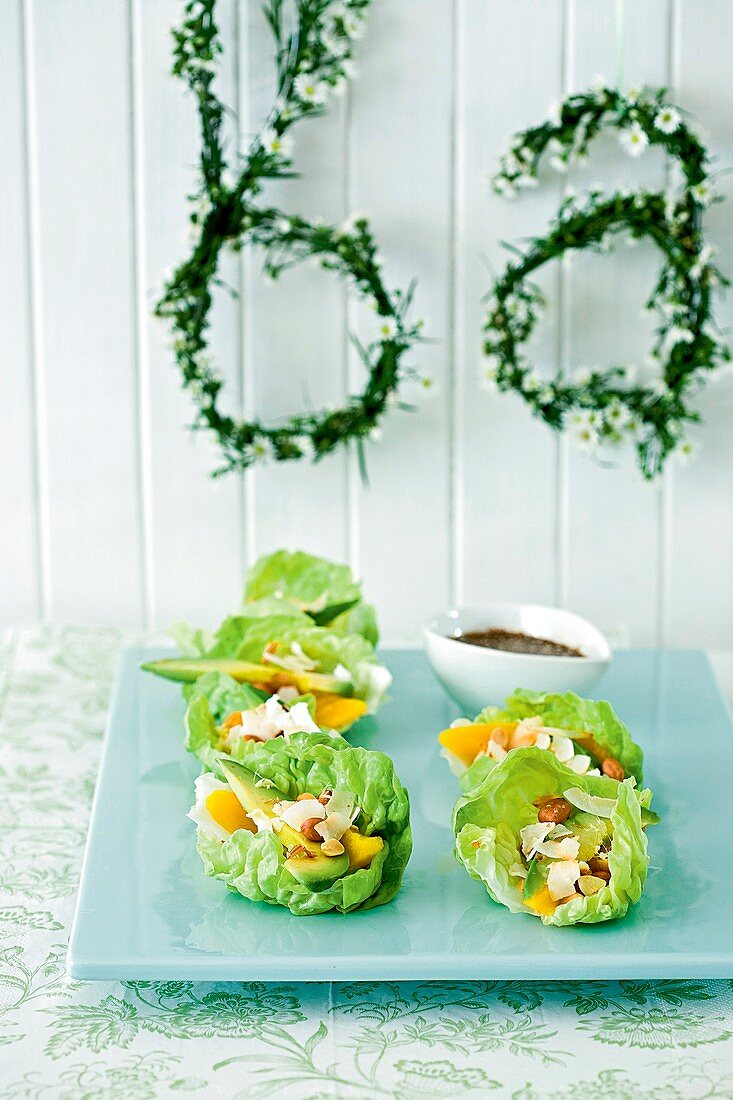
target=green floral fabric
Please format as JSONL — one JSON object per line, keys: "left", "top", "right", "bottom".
{"left": 2, "top": 625, "right": 733, "bottom": 1099}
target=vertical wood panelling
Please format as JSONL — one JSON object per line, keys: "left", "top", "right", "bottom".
{"left": 4, "top": 0, "right": 733, "bottom": 648}
{"left": 458, "top": 0, "right": 563, "bottom": 613}
{"left": 1, "top": 0, "right": 41, "bottom": 623}
{"left": 669, "top": 0, "right": 733, "bottom": 648}
{"left": 349, "top": 0, "right": 453, "bottom": 642}
{"left": 25, "top": 0, "right": 143, "bottom": 624}
{"left": 132, "top": 0, "right": 244, "bottom": 629}
{"left": 242, "top": 4, "right": 350, "bottom": 566}
{"left": 563, "top": 0, "right": 671, "bottom": 645}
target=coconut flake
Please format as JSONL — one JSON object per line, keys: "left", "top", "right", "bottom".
{"left": 534, "top": 836, "right": 581, "bottom": 861}
{"left": 450, "top": 717, "right": 472, "bottom": 728}
{"left": 547, "top": 859, "right": 581, "bottom": 901}
{"left": 552, "top": 735, "right": 575, "bottom": 763}
{"left": 249, "top": 808, "right": 274, "bottom": 834}
{"left": 315, "top": 811, "right": 352, "bottom": 842}
{"left": 564, "top": 786, "right": 617, "bottom": 818}
{"left": 324, "top": 789, "right": 356, "bottom": 821}
{"left": 279, "top": 799, "right": 326, "bottom": 830}
{"left": 519, "top": 821, "right": 553, "bottom": 858}
{"left": 486, "top": 738, "right": 508, "bottom": 761}
{"left": 566, "top": 754, "right": 592, "bottom": 775}
{"left": 333, "top": 663, "right": 351, "bottom": 682}
{"left": 535, "top": 732, "right": 552, "bottom": 751}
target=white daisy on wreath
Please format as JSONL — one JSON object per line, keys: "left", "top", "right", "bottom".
{"left": 619, "top": 121, "right": 649, "bottom": 157}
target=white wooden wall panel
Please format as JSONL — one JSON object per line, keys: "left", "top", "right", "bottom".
{"left": 564, "top": 0, "right": 671, "bottom": 646}
{"left": 4, "top": 0, "right": 733, "bottom": 649}
{"left": 1, "top": 0, "right": 40, "bottom": 622}
{"left": 349, "top": 0, "right": 453, "bottom": 642}
{"left": 243, "top": 4, "right": 350, "bottom": 568}
{"left": 133, "top": 0, "right": 245, "bottom": 627}
{"left": 458, "top": 0, "right": 563, "bottom": 611}
{"left": 670, "top": 0, "right": 733, "bottom": 648}
{"left": 23, "top": 0, "right": 144, "bottom": 624}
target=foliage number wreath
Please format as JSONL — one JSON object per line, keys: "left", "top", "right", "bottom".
{"left": 157, "top": 0, "right": 423, "bottom": 473}
{"left": 482, "top": 83, "right": 730, "bottom": 478}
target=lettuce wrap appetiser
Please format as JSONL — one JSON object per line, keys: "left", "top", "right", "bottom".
{"left": 453, "top": 746, "right": 651, "bottom": 926}
{"left": 438, "top": 688, "right": 644, "bottom": 792}
{"left": 187, "top": 731, "right": 412, "bottom": 914}
{"left": 143, "top": 551, "right": 390, "bottom": 733}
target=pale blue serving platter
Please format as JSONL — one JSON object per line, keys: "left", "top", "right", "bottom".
{"left": 69, "top": 647, "right": 733, "bottom": 980}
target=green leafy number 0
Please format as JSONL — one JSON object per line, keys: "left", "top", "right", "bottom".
{"left": 482, "top": 84, "right": 729, "bottom": 477}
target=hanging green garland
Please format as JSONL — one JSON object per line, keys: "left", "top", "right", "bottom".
{"left": 482, "top": 83, "right": 730, "bottom": 478}
{"left": 156, "top": 0, "right": 424, "bottom": 474}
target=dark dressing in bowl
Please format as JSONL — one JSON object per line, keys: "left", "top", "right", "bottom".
{"left": 453, "top": 627, "right": 585, "bottom": 658}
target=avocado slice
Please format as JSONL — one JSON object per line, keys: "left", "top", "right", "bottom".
{"left": 219, "top": 758, "right": 349, "bottom": 886}
{"left": 141, "top": 657, "right": 353, "bottom": 697}
{"left": 522, "top": 855, "right": 548, "bottom": 901}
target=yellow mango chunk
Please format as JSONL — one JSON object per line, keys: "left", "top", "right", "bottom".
{"left": 437, "top": 721, "right": 518, "bottom": 766}
{"left": 206, "top": 789, "right": 257, "bottom": 834}
{"left": 341, "top": 827, "right": 383, "bottom": 871}
{"left": 221, "top": 710, "right": 244, "bottom": 732}
{"left": 524, "top": 885, "right": 557, "bottom": 917}
{"left": 314, "top": 692, "right": 368, "bottom": 731}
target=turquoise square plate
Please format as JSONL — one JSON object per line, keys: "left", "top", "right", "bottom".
{"left": 69, "top": 647, "right": 733, "bottom": 980}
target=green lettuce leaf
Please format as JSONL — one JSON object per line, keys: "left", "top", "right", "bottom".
{"left": 244, "top": 549, "right": 378, "bottom": 643}
{"left": 472, "top": 688, "right": 644, "bottom": 784}
{"left": 195, "top": 731, "right": 412, "bottom": 914}
{"left": 454, "top": 746, "right": 649, "bottom": 926}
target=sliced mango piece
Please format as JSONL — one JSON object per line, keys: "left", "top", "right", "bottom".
{"left": 437, "top": 721, "right": 518, "bottom": 767}
{"left": 221, "top": 710, "right": 245, "bottom": 732}
{"left": 314, "top": 692, "right": 368, "bottom": 731}
{"left": 524, "top": 885, "right": 557, "bottom": 917}
{"left": 341, "top": 826, "right": 384, "bottom": 871}
{"left": 205, "top": 789, "right": 257, "bottom": 835}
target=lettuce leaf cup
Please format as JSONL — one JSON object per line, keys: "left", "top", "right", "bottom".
{"left": 144, "top": 609, "right": 390, "bottom": 734}
{"left": 188, "top": 731, "right": 412, "bottom": 915}
{"left": 438, "top": 688, "right": 644, "bottom": 792}
{"left": 453, "top": 746, "right": 650, "bottom": 926}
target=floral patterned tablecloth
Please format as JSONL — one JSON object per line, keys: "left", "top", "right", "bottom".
{"left": 2, "top": 624, "right": 733, "bottom": 1100}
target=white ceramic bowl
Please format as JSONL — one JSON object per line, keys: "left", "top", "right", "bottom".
{"left": 423, "top": 603, "right": 612, "bottom": 714}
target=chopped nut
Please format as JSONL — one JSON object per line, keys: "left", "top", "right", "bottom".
{"left": 300, "top": 817, "right": 324, "bottom": 843}
{"left": 588, "top": 855, "right": 609, "bottom": 874}
{"left": 601, "top": 757, "right": 624, "bottom": 781}
{"left": 537, "top": 797, "right": 572, "bottom": 824}
{"left": 578, "top": 861, "right": 590, "bottom": 875}
{"left": 318, "top": 788, "right": 333, "bottom": 806}
{"left": 286, "top": 844, "right": 314, "bottom": 860}
{"left": 297, "top": 792, "right": 315, "bottom": 802}
{"left": 489, "top": 726, "right": 510, "bottom": 750}
{"left": 594, "top": 869, "right": 611, "bottom": 882}
{"left": 321, "top": 838, "right": 345, "bottom": 857}
{"left": 578, "top": 874, "right": 607, "bottom": 896}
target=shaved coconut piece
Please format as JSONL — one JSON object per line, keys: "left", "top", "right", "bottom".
{"left": 249, "top": 808, "right": 274, "bottom": 834}
{"left": 450, "top": 717, "right": 472, "bottom": 728}
{"left": 325, "top": 789, "right": 356, "bottom": 821}
{"left": 487, "top": 739, "right": 507, "bottom": 761}
{"left": 509, "top": 863, "right": 528, "bottom": 879}
{"left": 276, "top": 686, "right": 299, "bottom": 703}
{"left": 587, "top": 768, "right": 601, "bottom": 776}
{"left": 521, "top": 716, "right": 543, "bottom": 728}
{"left": 333, "top": 663, "right": 351, "bottom": 682}
{"left": 279, "top": 799, "right": 326, "bottom": 830}
{"left": 547, "top": 823, "right": 572, "bottom": 839}
{"left": 534, "top": 732, "right": 552, "bottom": 751}
{"left": 564, "top": 786, "right": 617, "bottom": 818}
{"left": 566, "top": 754, "right": 592, "bottom": 775}
{"left": 519, "top": 821, "right": 553, "bottom": 858}
{"left": 534, "top": 836, "right": 580, "bottom": 861}
{"left": 283, "top": 700, "right": 320, "bottom": 735}
{"left": 547, "top": 859, "right": 581, "bottom": 901}
{"left": 315, "top": 811, "right": 352, "bottom": 843}
{"left": 551, "top": 734, "right": 575, "bottom": 762}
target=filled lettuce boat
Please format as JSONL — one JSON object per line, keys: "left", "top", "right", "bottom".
{"left": 453, "top": 746, "right": 651, "bottom": 926}
{"left": 438, "top": 688, "right": 644, "bottom": 792}
{"left": 188, "top": 731, "right": 412, "bottom": 915}
{"left": 143, "top": 550, "right": 390, "bottom": 733}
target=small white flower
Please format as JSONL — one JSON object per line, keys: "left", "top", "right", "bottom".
{"left": 515, "top": 174, "right": 539, "bottom": 190}
{"left": 275, "top": 217, "right": 292, "bottom": 234}
{"left": 549, "top": 154, "right": 568, "bottom": 174}
{"left": 261, "top": 128, "right": 294, "bottom": 159}
{"left": 654, "top": 106, "right": 681, "bottom": 134}
{"left": 252, "top": 437, "right": 276, "bottom": 463}
{"left": 538, "top": 384, "right": 555, "bottom": 405}
{"left": 369, "top": 425, "right": 383, "bottom": 443}
{"left": 666, "top": 325, "right": 695, "bottom": 348}
{"left": 605, "top": 400, "right": 631, "bottom": 429}
{"left": 569, "top": 407, "right": 599, "bottom": 430}
{"left": 619, "top": 122, "right": 649, "bottom": 158}
{"left": 342, "top": 13, "right": 365, "bottom": 38}
{"left": 294, "top": 71, "right": 329, "bottom": 105}
{"left": 493, "top": 176, "right": 516, "bottom": 199}
{"left": 675, "top": 438, "right": 697, "bottom": 466}
{"left": 323, "top": 29, "right": 349, "bottom": 57}
{"left": 523, "top": 371, "right": 542, "bottom": 394}
{"left": 294, "top": 433, "right": 316, "bottom": 458}
{"left": 626, "top": 85, "right": 643, "bottom": 104}
{"left": 377, "top": 316, "right": 398, "bottom": 340}
{"left": 691, "top": 180, "right": 712, "bottom": 206}
{"left": 573, "top": 424, "right": 600, "bottom": 453}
